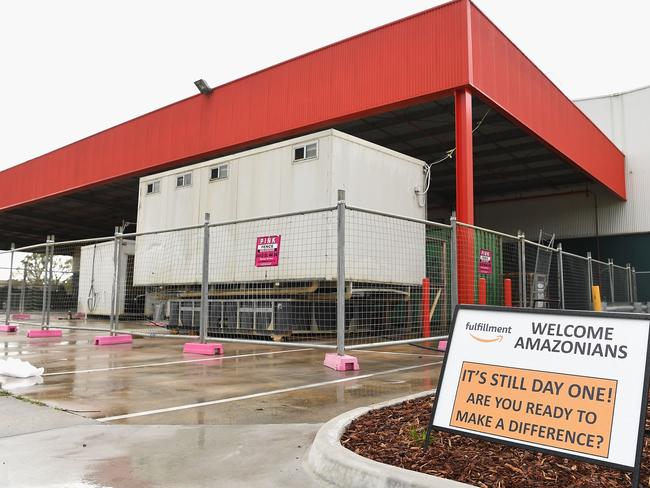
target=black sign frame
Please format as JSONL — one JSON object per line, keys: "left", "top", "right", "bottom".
{"left": 424, "top": 305, "right": 650, "bottom": 487}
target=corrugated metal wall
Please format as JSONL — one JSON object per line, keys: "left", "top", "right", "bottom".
{"left": 476, "top": 86, "right": 650, "bottom": 239}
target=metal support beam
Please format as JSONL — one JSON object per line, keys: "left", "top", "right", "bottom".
{"left": 455, "top": 88, "right": 475, "bottom": 305}
{"left": 455, "top": 87, "right": 474, "bottom": 224}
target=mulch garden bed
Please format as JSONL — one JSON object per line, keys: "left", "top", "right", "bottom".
{"left": 342, "top": 395, "right": 649, "bottom": 487}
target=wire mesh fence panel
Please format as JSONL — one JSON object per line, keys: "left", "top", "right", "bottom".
{"left": 1, "top": 244, "right": 53, "bottom": 326}
{"left": 344, "top": 209, "right": 450, "bottom": 347}
{"left": 126, "top": 226, "right": 206, "bottom": 335}
{"left": 561, "top": 253, "right": 591, "bottom": 311}
{"left": 457, "top": 223, "right": 520, "bottom": 308}
{"left": 203, "top": 209, "right": 337, "bottom": 344}
{"left": 425, "top": 225, "right": 452, "bottom": 337}
{"left": 635, "top": 272, "right": 650, "bottom": 303}
{"left": 40, "top": 237, "right": 116, "bottom": 330}
{"left": 592, "top": 259, "right": 613, "bottom": 304}
{"left": 524, "top": 240, "right": 560, "bottom": 309}
{"left": 500, "top": 234, "right": 522, "bottom": 308}
{"left": 612, "top": 265, "right": 630, "bottom": 303}
{"left": 0, "top": 266, "right": 28, "bottom": 318}
{"left": 4, "top": 202, "right": 647, "bottom": 348}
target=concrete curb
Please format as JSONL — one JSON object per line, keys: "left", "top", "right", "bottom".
{"left": 305, "top": 390, "right": 474, "bottom": 488}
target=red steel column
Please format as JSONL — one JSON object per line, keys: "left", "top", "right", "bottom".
{"left": 455, "top": 88, "right": 474, "bottom": 224}
{"left": 455, "top": 87, "right": 475, "bottom": 304}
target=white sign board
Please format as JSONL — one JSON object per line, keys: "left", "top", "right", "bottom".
{"left": 429, "top": 306, "right": 650, "bottom": 472}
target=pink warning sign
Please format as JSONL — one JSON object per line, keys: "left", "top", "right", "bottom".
{"left": 478, "top": 248, "right": 492, "bottom": 274}
{"left": 255, "top": 235, "right": 281, "bottom": 267}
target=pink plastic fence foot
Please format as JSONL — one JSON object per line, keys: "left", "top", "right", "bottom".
{"left": 27, "top": 329, "right": 63, "bottom": 338}
{"left": 183, "top": 343, "right": 224, "bottom": 355}
{"left": 94, "top": 335, "right": 133, "bottom": 345}
{"left": 437, "top": 340, "right": 448, "bottom": 352}
{"left": 323, "top": 353, "right": 360, "bottom": 371}
{"left": 11, "top": 313, "right": 31, "bottom": 320}
{"left": 0, "top": 324, "right": 18, "bottom": 332}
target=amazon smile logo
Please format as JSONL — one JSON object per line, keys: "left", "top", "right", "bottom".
{"left": 465, "top": 321, "right": 512, "bottom": 344}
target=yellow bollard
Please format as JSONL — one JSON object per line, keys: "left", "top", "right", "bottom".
{"left": 592, "top": 285, "right": 602, "bottom": 311}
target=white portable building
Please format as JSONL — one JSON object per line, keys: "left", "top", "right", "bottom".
{"left": 77, "top": 240, "right": 134, "bottom": 316}
{"left": 134, "top": 129, "right": 427, "bottom": 286}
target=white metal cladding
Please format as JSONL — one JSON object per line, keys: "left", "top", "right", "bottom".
{"left": 77, "top": 240, "right": 134, "bottom": 315}
{"left": 136, "top": 129, "right": 426, "bottom": 231}
{"left": 473, "top": 86, "right": 650, "bottom": 239}
{"left": 133, "top": 129, "right": 426, "bottom": 286}
{"left": 133, "top": 211, "right": 426, "bottom": 286}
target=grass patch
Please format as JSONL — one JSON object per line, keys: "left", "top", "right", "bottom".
{"left": 407, "top": 425, "right": 427, "bottom": 444}
{"left": 0, "top": 389, "right": 47, "bottom": 406}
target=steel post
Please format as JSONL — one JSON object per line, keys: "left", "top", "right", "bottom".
{"left": 336, "top": 189, "right": 346, "bottom": 356}
{"left": 40, "top": 236, "right": 52, "bottom": 329}
{"left": 557, "top": 243, "right": 565, "bottom": 310}
{"left": 518, "top": 232, "right": 527, "bottom": 307}
{"left": 607, "top": 258, "right": 615, "bottom": 303}
{"left": 449, "top": 214, "right": 458, "bottom": 314}
{"left": 5, "top": 243, "right": 15, "bottom": 325}
{"left": 109, "top": 227, "right": 120, "bottom": 334}
{"left": 632, "top": 267, "right": 638, "bottom": 302}
{"left": 19, "top": 263, "right": 26, "bottom": 313}
{"left": 45, "top": 236, "right": 55, "bottom": 327}
{"left": 626, "top": 264, "right": 633, "bottom": 303}
{"left": 114, "top": 230, "right": 123, "bottom": 334}
{"left": 587, "top": 252, "right": 594, "bottom": 310}
{"left": 200, "top": 213, "right": 210, "bottom": 344}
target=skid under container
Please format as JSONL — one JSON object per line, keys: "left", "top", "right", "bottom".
{"left": 134, "top": 129, "right": 427, "bottom": 287}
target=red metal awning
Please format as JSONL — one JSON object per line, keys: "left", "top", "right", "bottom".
{"left": 0, "top": 0, "right": 625, "bottom": 246}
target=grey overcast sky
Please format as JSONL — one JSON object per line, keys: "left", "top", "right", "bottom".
{"left": 1, "top": 0, "right": 648, "bottom": 171}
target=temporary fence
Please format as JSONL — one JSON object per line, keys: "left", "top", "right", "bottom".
{"left": 0, "top": 192, "right": 641, "bottom": 354}
{"left": 635, "top": 271, "right": 650, "bottom": 302}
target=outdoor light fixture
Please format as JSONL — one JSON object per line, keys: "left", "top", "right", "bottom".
{"left": 194, "top": 79, "right": 213, "bottom": 95}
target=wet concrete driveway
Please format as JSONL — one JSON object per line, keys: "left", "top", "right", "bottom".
{"left": 0, "top": 327, "right": 443, "bottom": 487}
{"left": 1, "top": 327, "right": 442, "bottom": 424}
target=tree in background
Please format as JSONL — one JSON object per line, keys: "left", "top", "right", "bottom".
{"left": 21, "top": 253, "right": 73, "bottom": 290}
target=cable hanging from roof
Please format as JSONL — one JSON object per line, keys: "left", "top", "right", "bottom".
{"left": 420, "top": 108, "right": 491, "bottom": 196}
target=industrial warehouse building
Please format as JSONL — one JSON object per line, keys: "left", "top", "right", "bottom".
{"left": 1, "top": 0, "right": 649, "bottom": 327}
{"left": 477, "top": 85, "right": 650, "bottom": 280}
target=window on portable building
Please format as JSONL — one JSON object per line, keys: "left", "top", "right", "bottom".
{"left": 293, "top": 141, "right": 318, "bottom": 162}
{"left": 210, "top": 164, "right": 229, "bottom": 181}
{"left": 176, "top": 173, "right": 192, "bottom": 188}
{"left": 146, "top": 180, "right": 161, "bottom": 194}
